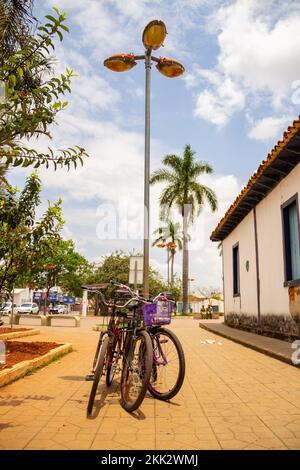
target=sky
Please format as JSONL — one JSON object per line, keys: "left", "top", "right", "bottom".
{"left": 8, "top": 0, "right": 300, "bottom": 292}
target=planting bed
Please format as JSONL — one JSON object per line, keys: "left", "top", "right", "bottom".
{"left": 0, "top": 328, "right": 29, "bottom": 335}
{"left": 0, "top": 341, "right": 61, "bottom": 370}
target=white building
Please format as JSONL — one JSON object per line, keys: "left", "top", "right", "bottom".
{"left": 211, "top": 117, "right": 300, "bottom": 339}
{"left": 12, "top": 288, "right": 32, "bottom": 306}
{"left": 177, "top": 294, "right": 224, "bottom": 314}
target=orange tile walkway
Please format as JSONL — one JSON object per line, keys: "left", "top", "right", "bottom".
{"left": 0, "top": 317, "right": 299, "bottom": 450}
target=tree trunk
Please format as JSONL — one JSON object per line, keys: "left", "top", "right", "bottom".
{"left": 44, "top": 287, "right": 50, "bottom": 315}
{"left": 182, "top": 209, "right": 189, "bottom": 315}
{"left": 167, "top": 247, "right": 170, "bottom": 287}
{"left": 170, "top": 250, "right": 174, "bottom": 288}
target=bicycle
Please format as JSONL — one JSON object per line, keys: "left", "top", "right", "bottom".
{"left": 143, "top": 294, "right": 186, "bottom": 401}
{"left": 86, "top": 281, "right": 153, "bottom": 415}
{"left": 102, "top": 283, "right": 186, "bottom": 402}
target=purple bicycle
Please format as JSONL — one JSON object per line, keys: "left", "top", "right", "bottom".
{"left": 143, "top": 297, "right": 185, "bottom": 401}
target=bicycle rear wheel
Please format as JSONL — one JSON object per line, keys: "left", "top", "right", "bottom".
{"left": 120, "top": 329, "right": 153, "bottom": 412}
{"left": 148, "top": 327, "right": 185, "bottom": 401}
{"left": 106, "top": 336, "right": 120, "bottom": 386}
{"left": 87, "top": 335, "right": 109, "bottom": 415}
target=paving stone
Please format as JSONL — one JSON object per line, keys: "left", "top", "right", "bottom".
{"left": 0, "top": 317, "right": 299, "bottom": 450}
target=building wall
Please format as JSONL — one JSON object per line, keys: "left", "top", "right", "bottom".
{"left": 256, "top": 165, "right": 300, "bottom": 314}
{"left": 223, "top": 210, "right": 258, "bottom": 316}
{"left": 13, "top": 288, "right": 31, "bottom": 306}
{"left": 222, "top": 164, "right": 300, "bottom": 330}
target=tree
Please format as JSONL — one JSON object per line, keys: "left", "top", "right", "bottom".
{"left": 0, "top": 7, "right": 88, "bottom": 171}
{"left": 197, "top": 286, "right": 223, "bottom": 305}
{"left": 0, "top": 172, "right": 63, "bottom": 302}
{"left": 150, "top": 144, "right": 218, "bottom": 314}
{"left": 85, "top": 251, "right": 175, "bottom": 314}
{"left": 153, "top": 220, "right": 184, "bottom": 287}
{"left": 32, "top": 239, "right": 91, "bottom": 304}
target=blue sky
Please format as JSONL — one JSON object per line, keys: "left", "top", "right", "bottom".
{"left": 9, "top": 0, "right": 300, "bottom": 291}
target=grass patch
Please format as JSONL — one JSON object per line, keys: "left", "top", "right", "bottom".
{"left": 20, "top": 348, "right": 72, "bottom": 379}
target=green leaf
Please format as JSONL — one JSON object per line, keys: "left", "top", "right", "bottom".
{"left": 60, "top": 24, "right": 69, "bottom": 32}
{"left": 9, "top": 74, "right": 17, "bottom": 87}
{"left": 45, "top": 15, "right": 57, "bottom": 24}
{"left": 56, "top": 30, "right": 63, "bottom": 42}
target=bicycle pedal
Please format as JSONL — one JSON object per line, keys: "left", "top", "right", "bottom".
{"left": 85, "top": 374, "right": 95, "bottom": 381}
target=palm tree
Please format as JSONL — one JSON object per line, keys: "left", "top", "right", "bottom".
{"left": 150, "top": 144, "right": 218, "bottom": 314}
{"left": 152, "top": 220, "right": 183, "bottom": 287}
{"left": 0, "top": 0, "right": 35, "bottom": 65}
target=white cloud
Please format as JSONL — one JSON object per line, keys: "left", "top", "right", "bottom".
{"left": 27, "top": 105, "right": 240, "bottom": 289}
{"left": 194, "top": 74, "right": 245, "bottom": 128}
{"left": 214, "top": 0, "right": 300, "bottom": 103}
{"left": 189, "top": 0, "right": 300, "bottom": 129}
{"left": 45, "top": 0, "right": 213, "bottom": 58}
{"left": 248, "top": 115, "right": 293, "bottom": 141}
{"left": 25, "top": 0, "right": 245, "bottom": 289}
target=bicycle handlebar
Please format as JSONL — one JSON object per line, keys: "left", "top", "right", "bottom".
{"left": 110, "top": 280, "right": 175, "bottom": 304}
{"left": 84, "top": 280, "right": 174, "bottom": 310}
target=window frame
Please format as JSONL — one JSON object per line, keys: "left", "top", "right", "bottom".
{"left": 281, "top": 193, "right": 300, "bottom": 287}
{"left": 232, "top": 242, "right": 240, "bottom": 297}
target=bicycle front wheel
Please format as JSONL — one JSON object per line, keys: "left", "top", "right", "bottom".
{"left": 87, "top": 334, "right": 109, "bottom": 415}
{"left": 148, "top": 327, "right": 185, "bottom": 401}
{"left": 120, "top": 329, "right": 153, "bottom": 413}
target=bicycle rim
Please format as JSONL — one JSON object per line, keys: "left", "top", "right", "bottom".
{"left": 87, "top": 335, "right": 109, "bottom": 415}
{"left": 148, "top": 328, "right": 185, "bottom": 400}
{"left": 120, "top": 330, "right": 152, "bottom": 412}
{"left": 106, "top": 337, "right": 119, "bottom": 386}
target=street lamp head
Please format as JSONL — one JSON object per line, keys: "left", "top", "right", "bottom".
{"left": 103, "top": 54, "right": 137, "bottom": 72}
{"left": 142, "top": 20, "right": 167, "bottom": 50}
{"left": 156, "top": 57, "right": 185, "bottom": 78}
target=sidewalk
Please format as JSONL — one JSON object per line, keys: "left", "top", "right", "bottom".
{"left": 1, "top": 317, "right": 300, "bottom": 449}
{"left": 199, "top": 321, "right": 298, "bottom": 367}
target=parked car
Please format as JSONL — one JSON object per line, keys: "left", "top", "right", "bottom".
{"left": 17, "top": 303, "right": 39, "bottom": 314}
{"left": 49, "top": 304, "right": 67, "bottom": 314}
{"left": 0, "top": 301, "right": 17, "bottom": 315}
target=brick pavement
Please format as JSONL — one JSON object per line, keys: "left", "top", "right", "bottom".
{"left": 0, "top": 317, "right": 299, "bottom": 450}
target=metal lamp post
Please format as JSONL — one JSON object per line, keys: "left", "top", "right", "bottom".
{"left": 104, "top": 20, "right": 185, "bottom": 297}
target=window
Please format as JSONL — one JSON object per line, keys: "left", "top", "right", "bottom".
{"left": 233, "top": 243, "right": 240, "bottom": 295}
{"left": 282, "top": 195, "right": 300, "bottom": 283}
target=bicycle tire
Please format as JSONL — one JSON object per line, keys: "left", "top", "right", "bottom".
{"left": 148, "top": 327, "right": 185, "bottom": 401}
{"left": 106, "top": 336, "right": 118, "bottom": 386}
{"left": 120, "top": 329, "right": 153, "bottom": 413}
{"left": 87, "top": 335, "right": 109, "bottom": 415}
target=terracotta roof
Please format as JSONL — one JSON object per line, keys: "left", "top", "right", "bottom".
{"left": 211, "top": 116, "right": 300, "bottom": 242}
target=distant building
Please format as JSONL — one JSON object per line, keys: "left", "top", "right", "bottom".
{"left": 177, "top": 294, "right": 224, "bottom": 314}
{"left": 211, "top": 117, "right": 300, "bottom": 339}
{"left": 13, "top": 288, "right": 31, "bottom": 306}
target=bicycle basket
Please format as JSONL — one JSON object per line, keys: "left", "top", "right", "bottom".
{"left": 143, "top": 300, "right": 172, "bottom": 326}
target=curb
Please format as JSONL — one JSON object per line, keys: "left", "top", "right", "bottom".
{"left": 0, "top": 342, "right": 73, "bottom": 388}
{"left": 0, "top": 329, "right": 40, "bottom": 341}
{"left": 199, "top": 323, "right": 298, "bottom": 367}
